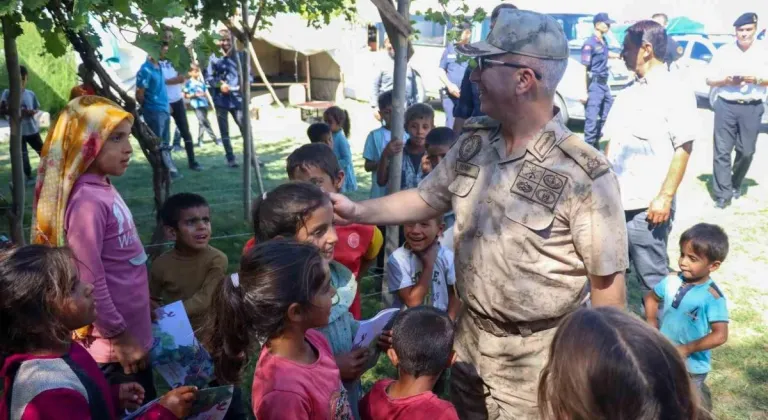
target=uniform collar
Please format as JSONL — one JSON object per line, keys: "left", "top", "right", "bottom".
{"left": 489, "top": 108, "right": 571, "bottom": 163}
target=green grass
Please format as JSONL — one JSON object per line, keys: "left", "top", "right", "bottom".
{"left": 2, "top": 103, "right": 767, "bottom": 419}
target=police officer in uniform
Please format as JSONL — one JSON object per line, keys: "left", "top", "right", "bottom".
{"left": 651, "top": 13, "right": 684, "bottom": 68}
{"left": 330, "top": 9, "right": 628, "bottom": 419}
{"left": 581, "top": 13, "right": 619, "bottom": 149}
{"left": 439, "top": 25, "right": 472, "bottom": 128}
{"left": 706, "top": 12, "right": 768, "bottom": 208}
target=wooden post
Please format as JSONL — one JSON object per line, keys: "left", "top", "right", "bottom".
{"left": 382, "top": 0, "right": 410, "bottom": 306}
{"left": 305, "top": 54, "right": 312, "bottom": 101}
{"left": 238, "top": 3, "right": 255, "bottom": 220}
{"left": 2, "top": 16, "right": 26, "bottom": 246}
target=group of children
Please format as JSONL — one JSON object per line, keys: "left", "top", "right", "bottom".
{"left": 0, "top": 91, "right": 732, "bottom": 420}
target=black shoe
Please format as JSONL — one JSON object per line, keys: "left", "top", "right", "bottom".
{"left": 227, "top": 160, "right": 240, "bottom": 168}
{"left": 215, "top": 140, "right": 223, "bottom": 146}
{"left": 189, "top": 162, "right": 204, "bottom": 171}
{"left": 172, "top": 145, "right": 184, "bottom": 153}
{"left": 170, "top": 171, "right": 183, "bottom": 181}
{"left": 714, "top": 198, "right": 731, "bottom": 209}
{"left": 732, "top": 188, "right": 742, "bottom": 199}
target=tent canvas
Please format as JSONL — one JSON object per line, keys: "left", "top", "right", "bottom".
{"left": 251, "top": 14, "right": 369, "bottom": 102}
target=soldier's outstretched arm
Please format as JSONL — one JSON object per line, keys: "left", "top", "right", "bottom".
{"left": 330, "top": 189, "right": 441, "bottom": 226}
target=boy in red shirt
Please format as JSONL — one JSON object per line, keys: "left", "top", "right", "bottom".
{"left": 286, "top": 143, "right": 383, "bottom": 319}
{"left": 359, "top": 306, "right": 458, "bottom": 420}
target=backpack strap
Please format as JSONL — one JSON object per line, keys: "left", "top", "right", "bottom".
{"left": 60, "top": 354, "right": 112, "bottom": 419}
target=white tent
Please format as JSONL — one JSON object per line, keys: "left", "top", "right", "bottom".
{"left": 251, "top": 14, "right": 370, "bottom": 102}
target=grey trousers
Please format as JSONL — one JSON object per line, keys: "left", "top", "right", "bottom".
{"left": 626, "top": 209, "right": 672, "bottom": 293}
{"left": 712, "top": 99, "right": 764, "bottom": 200}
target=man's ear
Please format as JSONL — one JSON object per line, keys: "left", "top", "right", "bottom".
{"left": 386, "top": 348, "right": 399, "bottom": 367}
{"left": 164, "top": 226, "right": 177, "bottom": 241}
{"left": 335, "top": 170, "right": 346, "bottom": 191}
{"left": 447, "top": 350, "right": 457, "bottom": 367}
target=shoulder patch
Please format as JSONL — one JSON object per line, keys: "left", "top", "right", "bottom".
{"left": 557, "top": 135, "right": 610, "bottom": 179}
{"left": 709, "top": 283, "right": 724, "bottom": 299}
{"left": 462, "top": 116, "right": 500, "bottom": 132}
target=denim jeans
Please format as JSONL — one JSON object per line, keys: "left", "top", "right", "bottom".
{"left": 215, "top": 106, "right": 246, "bottom": 162}
{"left": 626, "top": 208, "right": 673, "bottom": 294}
{"left": 143, "top": 110, "right": 171, "bottom": 147}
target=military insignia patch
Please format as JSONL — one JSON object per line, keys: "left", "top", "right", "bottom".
{"left": 510, "top": 161, "right": 568, "bottom": 210}
{"left": 455, "top": 161, "right": 480, "bottom": 178}
{"left": 458, "top": 135, "right": 482, "bottom": 162}
{"left": 676, "top": 45, "right": 683, "bottom": 55}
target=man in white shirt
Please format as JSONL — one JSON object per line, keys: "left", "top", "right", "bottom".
{"left": 159, "top": 42, "right": 203, "bottom": 172}
{"left": 706, "top": 12, "right": 768, "bottom": 208}
{"left": 604, "top": 20, "right": 696, "bottom": 296}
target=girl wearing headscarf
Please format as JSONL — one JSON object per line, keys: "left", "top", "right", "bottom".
{"left": 31, "top": 96, "right": 156, "bottom": 401}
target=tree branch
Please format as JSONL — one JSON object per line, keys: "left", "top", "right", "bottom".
{"left": 370, "top": 0, "right": 411, "bottom": 36}
{"left": 249, "top": 0, "right": 265, "bottom": 35}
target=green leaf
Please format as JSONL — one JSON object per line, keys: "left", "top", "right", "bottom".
{"left": 40, "top": 29, "right": 68, "bottom": 57}
{"left": 72, "top": 0, "right": 93, "bottom": 30}
{"left": 0, "top": 0, "right": 20, "bottom": 16}
{"left": 113, "top": 0, "right": 131, "bottom": 15}
{"left": 21, "top": 0, "right": 47, "bottom": 12}
{"left": 134, "top": 33, "right": 163, "bottom": 60}
{"left": 191, "top": 31, "right": 218, "bottom": 70}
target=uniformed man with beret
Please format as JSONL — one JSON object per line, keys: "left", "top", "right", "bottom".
{"left": 706, "top": 12, "right": 768, "bottom": 208}
{"left": 581, "top": 12, "right": 620, "bottom": 149}
{"left": 330, "top": 9, "right": 628, "bottom": 419}
{"left": 651, "top": 13, "right": 685, "bottom": 68}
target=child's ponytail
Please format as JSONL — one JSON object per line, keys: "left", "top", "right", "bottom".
{"left": 204, "top": 271, "right": 253, "bottom": 384}
{"left": 342, "top": 109, "right": 351, "bottom": 138}
{"left": 204, "top": 240, "right": 329, "bottom": 384}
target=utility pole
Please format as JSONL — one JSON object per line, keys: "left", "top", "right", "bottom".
{"left": 382, "top": 0, "right": 410, "bottom": 305}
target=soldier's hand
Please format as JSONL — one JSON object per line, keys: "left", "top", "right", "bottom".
{"left": 329, "top": 192, "right": 358, "bottom": 225}
{"left": 447, "top": 82, "right": 461, "bottom": 98}
{"left": 646, "top": 194, "right": 672, "bottom": 225}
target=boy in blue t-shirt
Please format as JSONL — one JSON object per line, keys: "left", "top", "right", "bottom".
{"left": 644, "top": 223, "right": 729, "bottom": 399}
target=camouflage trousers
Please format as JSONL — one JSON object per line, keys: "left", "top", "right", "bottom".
{"left": 450, "top": 311, "right": 556, "bottom": 420}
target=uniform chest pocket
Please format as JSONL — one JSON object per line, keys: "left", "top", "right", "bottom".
{"left": 448, "top": 174, "right": 477, "bottom": 197}
{"left": 502, "top": 200, "right": 556, "bottom": 263}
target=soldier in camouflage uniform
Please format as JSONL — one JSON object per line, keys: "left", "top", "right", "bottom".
{"left": 331, "top": 9, "right": 628, "bottom": 419}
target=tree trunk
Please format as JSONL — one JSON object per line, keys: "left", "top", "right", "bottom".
{"left": 238, "top": 3, "right": 253, "bottom": 220}
{"left": 381, "top": 0, "right": 410, "bottom": 305}
{"left": 2, "top": 16, "right": 26, "bottom": 246}
{"left": 46, "top": 5, "right": 170, "bottom": 255}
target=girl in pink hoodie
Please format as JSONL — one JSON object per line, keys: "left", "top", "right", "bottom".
{"left": 0, "top": 245, "right": 197, "bottom": 419}
{"left": 30, "top": 96, "right": 154, "bottom": 398}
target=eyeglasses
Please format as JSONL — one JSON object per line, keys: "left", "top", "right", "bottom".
{"left": 469, "top": 57, "right": 543, "bottom": 80}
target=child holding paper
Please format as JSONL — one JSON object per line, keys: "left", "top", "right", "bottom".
{"left": 244, "top": 182, "right": 390, "bottom": 419}
{"left": 359, "top": 306, "right": 459, "bottom": 420}
{"left": 0, "top": 245, "right": 197, "bottom": 419}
